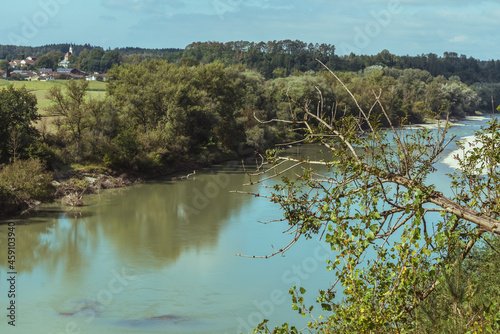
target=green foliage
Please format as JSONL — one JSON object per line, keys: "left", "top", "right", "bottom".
{"left": 0, "top": 60, "right": 9, "bottom": 77}
{"left": 448, "top": 118, "right": 500, "bottom": 219}
{"left": 78, "top": 48, "right": 122, "bottom": 73}
{"left": 108, "top": 59, "right": 255, "bottom": 155}
{"left": 0, "top": 85, "right": 40, "bottom": 163}
{"left": 46, "top": 80, "right": 91, "bottom": 160}
{"left": 45, "top": 80, "right": 118, "bottom": 163}
{"left": 0, "top": 159, "right": 54, "bottom": 215}
{"left": 470, "top": 83, "right": 500, "bottom": 113}
{"left": 2, "top": 42, "right": 500, "bottom": 85}
{"left": 417, "top": 249, "right": 500, "bottom": 333}
{"left": 383, "top": 68, "right": 479, "bottom": 120}
{"left": 247, "top": 66, "right": 500, "bottom": 333}
{"left": 178, "top": 57, "right": 199, "bottom": 67}
{"left": 25, "top": 141, "right": 60, "bottom": 167}
{"left": 34, "top": 51, "right": 63, "bottom": 70}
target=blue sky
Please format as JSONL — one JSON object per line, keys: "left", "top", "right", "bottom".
{"left": 1, "top": 0, "right": 499, "bottom": 59}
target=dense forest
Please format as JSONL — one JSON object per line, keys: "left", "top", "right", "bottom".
{"left": 174, "top": 41, "right": 500, "bottom": 84}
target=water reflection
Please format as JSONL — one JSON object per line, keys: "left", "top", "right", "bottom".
{"left": 0, "top": 212, "right": 99, "bottom": 276}
{"left": 96, "top": 166, "right": 251, "bottom": 265}
{"left": 0, "top": 163, "right": 252, "bottom": 274}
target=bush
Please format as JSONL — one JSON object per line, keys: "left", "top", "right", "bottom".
{"left": 0, "top": 159, "right": 54, "bottom": 215}
{"left": 25, "top": 142, "right": 60, "bottom": 168}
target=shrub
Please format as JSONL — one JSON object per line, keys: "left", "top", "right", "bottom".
{"left": 0, "top": 159, "right": 54, "bottom": 214}
{"left": 25, "top": 142, "right": 60, "bottom": 168}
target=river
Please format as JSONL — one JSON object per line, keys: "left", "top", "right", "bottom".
{"left": 0, "top": 115, "right": 496, "bottom": 334}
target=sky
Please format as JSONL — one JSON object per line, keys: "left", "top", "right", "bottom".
{"left": 1, "top": 0, "right": 499, "bottom": 59}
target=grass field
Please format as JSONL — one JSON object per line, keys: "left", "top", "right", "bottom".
{"left": 0, "top": 79, "right": 12, "bottom": 87}
{"left": 0, "top": 79, "right": 107, "bottom": 113}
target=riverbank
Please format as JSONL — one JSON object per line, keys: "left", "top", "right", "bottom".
{"left": 0, "top": 165, "right": 138, "bottom": 219}
{"left": 0, "top": 150, "right": 238, "bottom": 219}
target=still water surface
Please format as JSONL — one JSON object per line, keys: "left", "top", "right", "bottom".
{"left": 0, "top": 116, "right": 495, "bottom": 333}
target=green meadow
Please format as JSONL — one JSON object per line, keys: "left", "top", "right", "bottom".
{"left": 0, "top": 79, "right": 107, "bottom": 112}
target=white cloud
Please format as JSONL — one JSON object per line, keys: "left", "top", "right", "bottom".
{"left": 450, "top": 35, "right": 468, "bottom": 43}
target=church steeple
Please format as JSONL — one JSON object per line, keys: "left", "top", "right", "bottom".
{"left": 60, "top": 45, "right": 73, "bottom": 68}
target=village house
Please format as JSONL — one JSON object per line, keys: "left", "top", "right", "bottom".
{"left": 86, "top": 73, "right": 108, "bottom": 81}
{"left": 11, "top": 70, "right": 36, "bottom": 76}
{"left": 57, "top": 68, "right": 88, "bottom": 76}
{"left": 39, "top": 68, "right": 53, "bottom": 75}
{"left": 10, "top": 70, "right": 37, "bottom": 79}
{"left": 21, "top": 59, "right": 35, "bottom": 67}
{"left": 9, "top": 60, "right": 23, "bottom": 68}
{"left": 29, "top": 73, "right": 54, "bottom": 81}
{"left": 4, "top": 47, "right": 108, "bottom": 81}
{"left": 9, "top": 59, "right": 35, "bottom": 68}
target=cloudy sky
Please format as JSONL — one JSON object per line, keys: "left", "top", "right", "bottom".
{"left": 1, "top": 0, "right": 499, "bottom": 59}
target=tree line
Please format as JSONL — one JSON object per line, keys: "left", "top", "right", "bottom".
{"left": 0, "top": 43, "right": 182, "bottom": 61}
{"left": 2, "top": 40, "right": 500, "bottom": 86}
{"left": 170, "top": 41, "right": 500, "bottom": 85}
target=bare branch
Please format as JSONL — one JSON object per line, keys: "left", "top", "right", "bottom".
{"left": 235, "top": 233, "right": 301, "bottom": 259}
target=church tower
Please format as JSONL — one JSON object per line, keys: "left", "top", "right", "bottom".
{"left": 59, "top": 45, "right": 73, "bottom": 68}
{"left": 64, "top": 45, "right": 73, "bottom": 61}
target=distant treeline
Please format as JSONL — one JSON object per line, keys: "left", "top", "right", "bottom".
{"left": 171, "top": 41, "right": 500, "bottom": 85}
{"left": 0, "top": 43, "right": 182, "bottom": 61}
{"left": 2, "top": 40, "right": 500, "bottom": 85}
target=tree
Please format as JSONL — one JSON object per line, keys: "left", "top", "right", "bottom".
{"left": 34, "top": 51, "right": 62, "bottom": 70}
{"left": 0, "top": 59, "right": 9, "bottom": 77}
{"left": 108, "top": 60, "right": 250, "bottom": 155}
{"left": 45, "top": 80, "right": 91, "bottom": 160}
{"left": 242, "top": 61, "right": 500, "bottom": 333}
{"left": 0, "top": 86, "right": 40, "bottom": 163}
{"left": 101, "top": 49, "right": 122, "bottom": 72}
